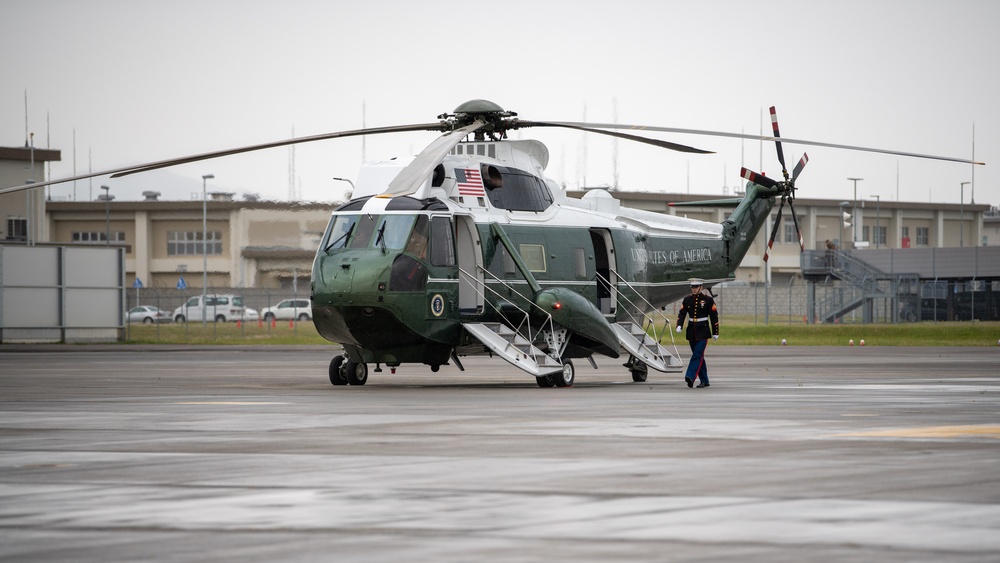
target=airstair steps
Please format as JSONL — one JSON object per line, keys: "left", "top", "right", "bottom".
{"left": 612, "top": 322, "right": 683, "bottom": 373}
{"left": 463, "top": 322, "right": 562, "bottom": 377}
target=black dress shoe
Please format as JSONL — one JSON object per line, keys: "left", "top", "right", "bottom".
{"left": 696, "top": 382, "right": 710, "bottom": 388}
{"left": 685, "top": 378, "right": 694, "bottom": 388}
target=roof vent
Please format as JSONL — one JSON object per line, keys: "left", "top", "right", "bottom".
{"left": 142, "top": 190, "right": 161, "bottom": 201}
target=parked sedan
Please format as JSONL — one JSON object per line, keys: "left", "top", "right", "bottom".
{"left": 260, "top": 298, "right": 312, "bottom": 321}
{"left": 127, "top": 305, "right": 173, "bottom": 324}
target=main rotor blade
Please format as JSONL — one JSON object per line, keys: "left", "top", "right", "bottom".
{"left": 0, "top": 122, "right": 446, "bottom": 196}
{"left": 516, "top": 121, "right": 713, "bottom": 154}
{"left": 536, "top": 121, "right": 985, "bottom": 166}
{"left": 740, "top": 167, "right": 778, "bottom": 189}
{"left": 381, "top": 121, "right": 485, "bottom": 197}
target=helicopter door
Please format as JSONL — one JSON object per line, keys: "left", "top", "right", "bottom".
{"left": 590, "top": 228, "right": 617, "bottom": 315}
{"left": 455, "top": 215, "right": 484, "bottom": 313}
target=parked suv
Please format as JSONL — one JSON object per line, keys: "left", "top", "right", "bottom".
{"left": 261, "top": 298, "right": 312, "bottom": 321}
{"left": 173, "top": 294, "right": 254, "bottom": 323}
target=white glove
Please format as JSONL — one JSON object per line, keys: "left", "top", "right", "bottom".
{"left": 676, "top": 325, "right": 682, "bottom": 333}
{"left": 713, "top": 335, "right": 719, "bottom": 340}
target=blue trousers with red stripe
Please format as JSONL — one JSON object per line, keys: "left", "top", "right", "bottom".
{"left": 684, "top": 338, "right": 709, "bottom": 385}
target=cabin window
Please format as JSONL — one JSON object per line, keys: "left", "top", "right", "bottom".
{"left": 430, "top": 216, "right": 456, "bottom": 266}
{"left": 573, "top": 248, "right": 587, "bottom": 279}
{"left": 485, "top": 169, "right": 554, "bottom": 212}
{"left": 519, "top": 243, "right": 547, "bottom": 273}
{"left": 323, "top": 214, "right": 358, "bottom": 251}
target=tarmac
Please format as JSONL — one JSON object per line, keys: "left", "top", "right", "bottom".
{"left": 1, "top": 344, "right": 999, "bottom": 561}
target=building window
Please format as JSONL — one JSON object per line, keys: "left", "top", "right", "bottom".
{"left": 901, "top": 226, "right": 909, "bottom": 239}
{"left": 782, "top": 219, "right": 798, "bottom": 244}
{"left": 916, "top": 227, "right": 929, "bottom": 246}
{"left": 6, "top": 217, "right": 26, "bottom": 241}
{"left": 167, "top": 231, "right": 223, "bottom": 256}
{"left": 861, "top": 226, "right": 870, "bottom": 242}
{"left": 72, "top": 231, "right": 125, "bottom": 243}
{"left": 874, "top": 226, "right": 887, "bottom": 247}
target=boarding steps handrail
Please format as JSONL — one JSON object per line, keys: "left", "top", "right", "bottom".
{"left": 598, "top": 270, "right": 683, "bottom": 372}
{"left": 457, "top": 266, "right": 563, "bottom": 376}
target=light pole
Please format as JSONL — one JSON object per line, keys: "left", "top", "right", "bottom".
{"left": 839, "top": 201, "right": 850, "bottom": 251}
{"left": 101, "top": 185, "right": 111, "bottom": 245}
{"left": 847, "top": 178, "right": 863, "bottom": 245}
{"left": 202, "top": 174, "right": 214, "bottom": 327}
{"left": 332, "top": 177, "right": 355, "bottom": 200}
{"left": 870, "top": 195, "right": 880, "bottom": 248}
{"left": 960, "top": 181, "right": 969, "bottom": 247}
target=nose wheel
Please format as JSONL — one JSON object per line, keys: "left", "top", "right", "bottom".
{"left": 553, "top": 360, "right": 575, "bottom": 388}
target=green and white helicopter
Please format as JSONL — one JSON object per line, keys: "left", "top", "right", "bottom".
{"left": 2, "top": 100, "right": 982, "bottom": 387}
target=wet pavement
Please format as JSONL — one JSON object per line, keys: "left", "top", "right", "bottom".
{"left": 1, "top": 345, "right": 999, "bottom": 561}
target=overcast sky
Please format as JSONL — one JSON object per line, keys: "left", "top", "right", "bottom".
{"left": 2, "top": 0, "right": 997, "bottom": 206}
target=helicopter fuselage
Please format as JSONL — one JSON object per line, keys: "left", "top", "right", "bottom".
{"left": 311, "top": 139, "right": 778, "bottom": 371}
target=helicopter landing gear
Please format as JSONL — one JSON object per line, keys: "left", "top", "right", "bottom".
{"left": 329, "top": 355, "right": 348, "bottom": 386}
{"left": 345, "top": 359, "right": 368, "bottom": 385}
{"left": 630, "top": 360, "right": 648, "bottom": 383}
{"left": 329, "top": 355, "right": 368, "bottom": 386}
{"left": 553, "top": 360, "right": 575, "bottom": 388}
{"left": 536, "top": 374, "right": 555, "bottom": 388}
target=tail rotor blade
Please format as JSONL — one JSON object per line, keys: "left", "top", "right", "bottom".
{"left": 740, "top": 167, "right": 778, "bottom": 189}
{"left": 763, "top": 201, "right": 785, "bottom": 263}
{"left": 787, "top": 198, "right": 805, "bottom": 252}
{"left": 792, "top": 152, "right": 809, "bottom": 182}
{"left": 770, "top": 106, "right": 788, "bottom": 180}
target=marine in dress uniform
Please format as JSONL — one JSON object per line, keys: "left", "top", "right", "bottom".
{"left": 675, "top": 278, "right": 719, "bottom": 388}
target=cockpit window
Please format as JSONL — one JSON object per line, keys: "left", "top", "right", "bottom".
{"left": 405, "top": 216, "right": 430, "bottom": 259}
{"left": 324, "top": 214, "right": 359, "bottom": 251}
{"left": 348, "top": 214, "right": 379, "bottom": 249}
{"left": 377, "top": 215, "right": 417, "bottom": 250}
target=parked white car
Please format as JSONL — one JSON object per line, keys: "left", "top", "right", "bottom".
{"left": 260, "top": 298, "right": 312, "bottom": 322}
{"left": 127, "top": 305, "right": 173, "bottom": 324}
{"left": 173, "top": 294, "right": 253, "bottom": 323}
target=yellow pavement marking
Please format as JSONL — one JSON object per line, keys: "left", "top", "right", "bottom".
{"left": 837, "top": 425, "right": 1000, "bottom": 439}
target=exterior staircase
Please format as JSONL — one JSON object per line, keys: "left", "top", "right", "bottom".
{"left": 462, "top": 322, "right": 563, "bottom": 376}
{"left": 612, "top": 321, "right": 683, "bottom": 372}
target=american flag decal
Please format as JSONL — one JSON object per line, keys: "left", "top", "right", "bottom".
{"left": 456, "top": 168, "right": 485, "bottom": 197}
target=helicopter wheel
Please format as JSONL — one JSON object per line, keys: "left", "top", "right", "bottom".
{"left": 631, "top": 361, "right": 648, "bottom": 383}
{"left": 553, "top": 360, "right": 575, "bottom": 388}
{"left": 536, "top": 374, "right": 555, "bottom": 388}
{"left": 345, "top": 359, "right": 368, "bottom": 386}
{"left": 328, "top": 355, "right": 348, "bottom": 386}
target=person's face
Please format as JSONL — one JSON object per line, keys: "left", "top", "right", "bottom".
{"left": 691, "top": 285, "right": 702, "bottom": 294}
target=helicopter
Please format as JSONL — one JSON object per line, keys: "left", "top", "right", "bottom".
{"left": 2, "top": 100, "right": 984, "bottom": 387}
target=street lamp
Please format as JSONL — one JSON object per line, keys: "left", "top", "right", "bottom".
{"left": 870, "top": 195, "right": 880, "bottom": 248}
{"left": 839, "top": 201, "right": 850, "bottom": 250}
{"left": 332, "top": 177, "right": 355, "bottom": 200}
{"left": 847, "top": 178, "right": 863, "bottom": 244}
{"left": 960, "top": 181, "right": 969, "bottom": 247}
{"left": 202, "top": 174, "right": 214, "bottom": 327}
{"left": 101, "top": 185, "right": 111, "bottom": 245}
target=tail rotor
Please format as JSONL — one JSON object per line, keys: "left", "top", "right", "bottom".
{"left": 742, "top": 106, "right": 810, "bottom": 261}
